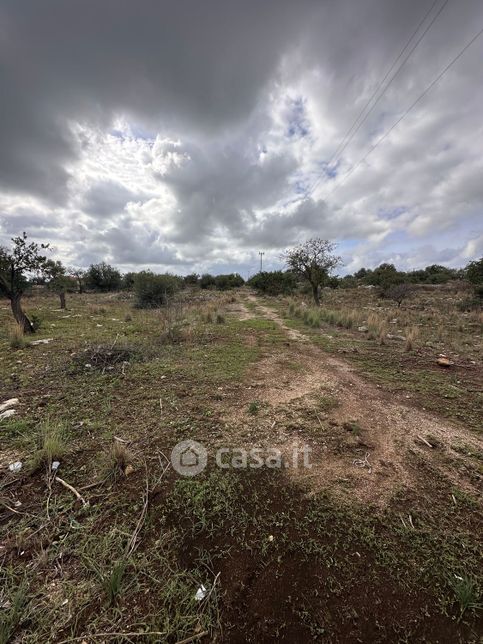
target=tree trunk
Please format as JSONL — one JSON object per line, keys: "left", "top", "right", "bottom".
{"left": 77, "top": 280, "right": 84, "bottom": 294}
{"left": 10, "top": 295, "right": 34, "bottom": 334}
{"left": 59, "top": 291, "right": 66, "bottom": 309}
{"left": 311, "top": 283, "right": 320, "bottom": 306}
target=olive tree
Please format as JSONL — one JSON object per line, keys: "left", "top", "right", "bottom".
{"left": 0, "top": 233, "right": 49, "bottom": 333}
{"left": 45, "top": 259, "right": 70, "bottom": 309}
{"left": 283, "top": 239, "right": 341, "bottom": 305}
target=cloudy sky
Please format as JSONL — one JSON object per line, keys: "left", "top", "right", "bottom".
{"left": 0, "top": 0, "right": 482, "bottom": 277}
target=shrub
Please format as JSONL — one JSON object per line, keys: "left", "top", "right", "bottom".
{"left": 200, "top": 274, "right": 216, "bottom": 289}
{"left": 133, "top": 271, "right": 181, "bottom": 308}
{"left": 214, "top": 273, "right": 245, "bottom": 290}
{"left": 86, "top": 262, "right": 122, "bottom": 292}
{"left": 248, "top": 271, "right": 297, "bottom": 296}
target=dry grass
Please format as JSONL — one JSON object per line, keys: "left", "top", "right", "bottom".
{"left": 108, "top": 440, "right": 132, "bottom": 476}
{"left": 405, "top": 326, "right": 420, "bottom": 351}
{"left": 9, "top": 323, "right": 27, "bottom": 349}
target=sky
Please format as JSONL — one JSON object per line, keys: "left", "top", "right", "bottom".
{"left": 0, "top": 0, "right": 482, "bottom": 278}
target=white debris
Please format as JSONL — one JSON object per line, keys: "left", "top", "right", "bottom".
{"left": 51, "top": 461, "right": 60, "bottom": 471}
{"left": 0, "top": 398, "right": 19, "bottom": 412}
{"left": 8, "top": 461, "right": 22, "bottom": 472}
{"left": 0, "top": 409, "right": 16, "bottom": 420}
{"left": 357, "top": 326, "right": 368, "bottom": 332}
{"left": 195, "top": 585, "right": 207, "bottom": 601}
{"left": 31, "top": 338, "right": 54, "bottom": 345}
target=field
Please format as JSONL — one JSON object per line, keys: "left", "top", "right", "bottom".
{"left": 0, "top": 285, "right": 482, "bottom": 643}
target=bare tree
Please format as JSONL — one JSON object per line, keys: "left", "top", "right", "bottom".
{"left": 383, "top": 283, "right": 413, "bottom": 308}
{"left": 283, "top": 239, "right": 341, "bottom": 306}
{"left": 0, "top": 233, "right": 49, "bottom": 333}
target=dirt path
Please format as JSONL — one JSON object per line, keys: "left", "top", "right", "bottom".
{"left": 228, "top": 295, "right": 482, "bottom": 505}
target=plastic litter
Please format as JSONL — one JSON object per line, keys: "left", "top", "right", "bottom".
{"left": 195, "top": 585, "right": 207, "bottom": 601}
{"left": 51, "top": 461, "right": 60, "bottom": 471}
{"left": 9, "top": 461, "right": 22, "bottom": 472}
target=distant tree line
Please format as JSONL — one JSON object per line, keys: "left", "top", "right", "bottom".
{"left": 1, "top": 232, "right": 481, "bottom": 332}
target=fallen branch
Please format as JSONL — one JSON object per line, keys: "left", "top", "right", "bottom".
{"left": 416, "top": 435, "right": 433, "bottom": 448}
{"left": 55, "top": 476, "right": 87, "bottom": 506}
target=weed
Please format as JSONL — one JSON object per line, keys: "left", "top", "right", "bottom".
{"left": 248, "top": 400, "right": 261, "bottom": 415}
{"left": 405, "top": 326, "right": 419, "bottom": 351}
{"left": 448, "top": 574, "right": 482, "bottom": 621}
{"left": 0, "top": 577, "right": 28, "bottom": 644}
{"left": 9, "top": 323, "right": 27, "bottom": 349}
{"left": 31, "top": 420, "right": 67, "bottom": 469}
{"left": 106, "top": 559, "right": 127, "bottom": 605}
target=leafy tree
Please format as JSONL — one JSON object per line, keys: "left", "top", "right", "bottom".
{"left": 44, "top": 259, "right": 70, "bottom": 309}
{"left": 283, "top": 238, "right": 341, "bottom": 305}
{"left": 86, "top": 262, "right": 122, "bottom": 291}
{"left": 0, "top": 233, "right": 49, "bottom": 333}
{"left": 465, "top": 257, "right": 483, "bottom": 299}
{"left": 133, "top": 271, "right": 181, "bottom": 308}
{"left": 183, "top": 273, "right": 200, "bottom": 286}
{"left": 121, "top": 272, "right": 137, "bottom": 290}
{"left": 248, "top": 270, "right": 297, "bottom": 296}
{"left": 68, "top": 267, "right": 86, "bottom": 293}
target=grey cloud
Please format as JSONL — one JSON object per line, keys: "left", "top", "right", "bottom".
{"left": 81, "top": 180, "right": 145, "bottom": 218}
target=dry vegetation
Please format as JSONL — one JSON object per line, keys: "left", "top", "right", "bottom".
{"left": 0, "top": 284, "right": 481, "bottom": 643}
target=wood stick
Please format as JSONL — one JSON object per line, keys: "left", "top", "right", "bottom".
{"left": 416, "top": 435, "right": 433, "bottom": 448}
{"left": 175, "top": 631, "right": 209, "bottom": 644}
{"left": 55, "top": 476, "right": 87, "bottom": 505}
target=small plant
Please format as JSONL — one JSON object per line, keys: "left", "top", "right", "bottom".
{"left": 30, "top": 313, "right": 42, "bottom": 331}
{"left": 9, "top": 323, "right": 27, "bottom": 349}
{"left": 108, "top": 440, "right": 132, "bottom": 476}
{"left": 0, "top": 578, "right": 28, "bottom": 644}
{"left": 449, "top": 574, "right": 482, "bottom": 621}
{"left": 32, "top": 421, "right": 67, "bottom": 469}
{"left": 106, "top": 559, "right": 127, "bottom": 605}
{"left": 247, "top": 400, "right": 261, "bottom": 415}
{"left": 124, "top": 312, "right": 132, "bottom": 322}
{"left": 405, "top": 326, "right": 419, "bottom": 351}
{"left": 215, "top": 311, "right": 225, "bottom": 324}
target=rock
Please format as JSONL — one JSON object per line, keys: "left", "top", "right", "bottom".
{"left": 387, "top": 333, "right": 405, "bottom": 341}
{"left": 437, "top": 356, "right": 453, "bottom": 367}
{"left": 0, "top": 409, "right": 16, "bottom": 420}
{"left": 31, "top": 338, "right": 53, "bottom": 345}
{"left": 357, "top": 326, "right": 368, "bottom": 332}
{"left": 124, "top": 464, "right": 134, "bottom": 476}
{"left": 0, "top": 398, "right": 19, "bottom": 412}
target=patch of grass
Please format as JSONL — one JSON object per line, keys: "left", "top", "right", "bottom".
{"left": 31, "top": 420, "right": 67, "bottom": 469}
{"left": 448, "top": 575, "right": 482, "bottom": 621}
{"left": 9, "top": 323, "right": 27, "bottom": 350}
{"left": 0, "top": 576, "right": 29, "bottom": 644}
{"left": 247, "top": 400, "right": 261, "bottom": 415}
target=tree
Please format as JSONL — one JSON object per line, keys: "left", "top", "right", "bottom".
{"left": 383, "top": 283, "right": 413, "bottom": 308}
{"left": 86, "top": 262, "right": 121, "bottom": 291}
{"left": 283, "top": 239, "right": 341, "bottom": 305}
{"left": 465, "top": 257, "right": 483, "bottom": 299}
{"left": 68, "top": 267, "right": 86, "bottom": 293}
{"left": 0, "top": 233, "right": 49, "bottom": 333}
{"left": 45, "top": 260, "right": 70, "bottom": 309}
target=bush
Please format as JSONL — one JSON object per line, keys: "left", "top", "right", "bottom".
{"left": 214, "top": 273, "right": 244, "bottom": 290}
{"left": 200, "top": 274, "right": 216, "bottom": 289}
{"left": 248, "top": 271, "right": 297, "bottom": 296}
{"left": 86, "top": 262, "right": 122, "bottom": 291}
{"left": 183, "top": 273, "right": 199, "bottom": 286}
{"left": 133, "top": 271, "right": 181, "bottom": 308}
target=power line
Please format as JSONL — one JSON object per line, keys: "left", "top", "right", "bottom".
{"left": 307, "top": 0, "right": 450, "bottom": 198}
{"left": 318, "top": 24, "right": 483, "bottom": 202}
